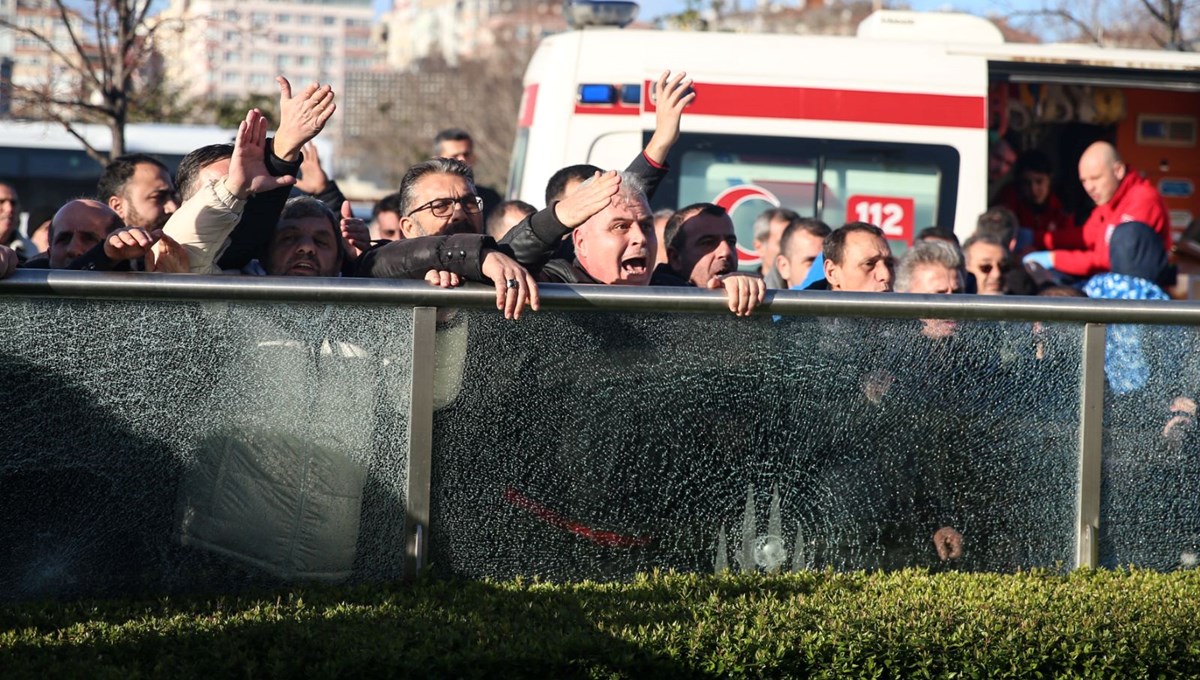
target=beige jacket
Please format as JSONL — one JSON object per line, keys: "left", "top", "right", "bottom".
{"left": 156, "top": 179, "right": 246, "bottom": 275}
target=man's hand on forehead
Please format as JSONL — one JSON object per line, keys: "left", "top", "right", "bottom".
{"left": 554, "top": 170, "right": 621, "bottom": 229}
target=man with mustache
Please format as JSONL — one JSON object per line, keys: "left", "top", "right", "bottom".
{"left": 395, "top": 157, "right": 486, "bottom": 238}
{"left": 260, "top": 197, "right": 348, "bottom": 278}
{"left": 659, "top": 203, "right": 738, "bottom": 287}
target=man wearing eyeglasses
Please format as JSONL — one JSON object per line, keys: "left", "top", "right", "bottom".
{"left": 396, "top": 158, "right": 486, "bottom": 239}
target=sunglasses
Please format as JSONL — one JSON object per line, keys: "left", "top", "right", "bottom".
{"left": 977, "top": 262, "right": 1010, "bottom": 275}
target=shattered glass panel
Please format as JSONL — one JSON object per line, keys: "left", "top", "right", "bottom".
{"left": 0, "top": 297, "right": 412, "bottom": 602}
{"left": 430, "top": 311, "right": 1082, "bottom": 579}
{"left": 1100, "top": 323, "right": 1200, "bottom": 570}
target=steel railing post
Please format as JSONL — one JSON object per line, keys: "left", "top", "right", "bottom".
{"left": 1076, "top": 322, "right": 1107, "bottom": 569}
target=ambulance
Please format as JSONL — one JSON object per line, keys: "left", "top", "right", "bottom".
{"left": 507, "top": 5, "right": 1200, "bottom": 268}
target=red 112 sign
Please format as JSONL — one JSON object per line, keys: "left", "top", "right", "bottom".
{"left": 846, "top": 195, "right": 915, "bottom": 242}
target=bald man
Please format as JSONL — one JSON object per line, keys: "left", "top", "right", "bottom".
{"left": 1024, "top": 142, "right": 1169, "bottom": 278}
{"left": 46, "top": 200, "right": 123, "bottom": 269}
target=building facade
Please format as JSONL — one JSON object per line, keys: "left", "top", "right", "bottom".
{"left": 0, "top": 0, "right": 93, "bottom": 118}
{"left": 157, "top": 0, "right": 376, "bottom": 101}
{"left": 375, "top": 0, "right": 565, "bottom": 71}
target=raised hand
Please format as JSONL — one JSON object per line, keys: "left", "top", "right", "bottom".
{"left": 553, "top": 170, "right": 621, "bottom": 228}
{"left": 144, "top": 231, "right": 190, "bottom": 273}
{"left": 225, "top": 108, "right": 296, "bottom": 200}
{"left": 295, "top": 141, "right": 330, "bottom": 195}
{"left": 340, "top": 201, "right": 370, "bottom": 260}
{"left": 706, "top": 271, "right": 765, "bottom": 317}
{"left": 273, "top": 76, "right": 336, "bottom": 161}
{"left": 103, "top": 226, "right": 159, "bottom": 261}
{"left": 645, "top": 69, "right": 696, "bottom": 165}
{"left": 481, "top": 249, "right": 540, "bottom": 320}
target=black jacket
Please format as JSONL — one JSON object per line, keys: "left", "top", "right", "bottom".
{"left": 354, "top": 233, "right": 496, "bottom": 282}
{"left": 535, "top": 259, "right": 690, "bottom": 286}
{"left": 311, "top": 179, "right": 347, "bottom": 216}
{"left": 215, "top": 138, "right": 303, "bottom": 271}
{"left": 499, "top": 152, "right": 670, "bottom": 274}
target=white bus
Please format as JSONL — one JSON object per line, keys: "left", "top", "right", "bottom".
{"left": 0, "top": 120, "right": 238, "bottom": 231}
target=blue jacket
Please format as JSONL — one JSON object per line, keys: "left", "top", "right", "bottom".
{"left": 1083, "top": 272, "right": 1170, "bottom": 394}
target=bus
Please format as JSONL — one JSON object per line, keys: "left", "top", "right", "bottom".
{"left": 0, "top": 120, "right": 238, "bottom": 234}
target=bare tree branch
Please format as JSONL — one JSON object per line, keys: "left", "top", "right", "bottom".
{"left": 52, "top": 118, "right": 108, "bottom": 166}
{"left": 1010, "top": 7, "right": 1105, "bottom": 44}
{"left": 1, "top": 0, "right": 167, "bottom": 162}
{"left": 12, "top": 88, "right": 109, "bottom": 163}
{"left": 0, "top": 18, "right": 96, "bottom": 85}
{"left": 51, "top": 0, "right": 106, "bottom": 92}
{"left": 9, "top": 81, "right": 114, "bottom": 117}
{"left": 132, "top": 0, "right": 156, "bottom": 36}
{"left": 1006, "top": 0, "right": 1194, "bottom": 49}
{"left": 92, "top": 0, "right": 113, "bottom": 89}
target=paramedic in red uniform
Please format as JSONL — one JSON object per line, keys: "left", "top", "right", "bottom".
{"left": 992, "top": 149, "right": 1078, "bottom": 254}
{"left": 1023, "top": 142, "right": 1169, "bottom": 278}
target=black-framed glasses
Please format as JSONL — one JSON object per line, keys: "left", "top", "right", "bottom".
{"left": 408, "top": 195, "right": 483, "bottom": 218}
{"left": 977, "top": 262, "right": 1010, "bottom": 276}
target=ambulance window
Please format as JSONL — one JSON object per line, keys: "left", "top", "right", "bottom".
{"left": 654, "top": 133, "right": 959, "bottom": 252}
{"left": 820, "top": 158, "right": 942, "bottom": 251}
{"left": 588, "top": 131, "right": 644, "bottom": 170}
{"left": 678, "top": 149, "right": 818, "bottom": 259}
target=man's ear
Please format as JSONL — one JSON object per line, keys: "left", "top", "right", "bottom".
{"left": 667, "top": 245, "right": 683, "bottom": 273}
{"left": 775, "top": 253, "right": 791, "bottom": 286}
{"left": 107, "top": 195, "right": 124, "bottom": 221}
{"left": 1114, "top": 162, "right": 1127, "bottom": 181}
{"left": 572, "top": 227, "right": 587, "bottom": 259}
{"left": 400, "top": 215, "right": 423, "bottom": 239}
{"left": 823, "top": 257, "right": 838, "bottom": 288}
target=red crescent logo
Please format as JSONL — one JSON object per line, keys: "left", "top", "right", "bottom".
{"left": 712, "top": 185, "right": 781, "bottom": 265}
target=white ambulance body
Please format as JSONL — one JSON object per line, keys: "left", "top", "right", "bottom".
{"left": 509, "top": 10, "right": 1200, "bottom": 267}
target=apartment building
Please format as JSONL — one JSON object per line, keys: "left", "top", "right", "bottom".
{"left": 156, "top": 0, "right": 376, "bottom": 101}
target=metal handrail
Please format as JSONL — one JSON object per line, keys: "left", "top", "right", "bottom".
{"left": 3, "top": 269, "right": 1200, "bottom": 324}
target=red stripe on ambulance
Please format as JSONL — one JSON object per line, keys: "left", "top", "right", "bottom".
{"left": 518, "top": 84, "right": 539, "bottom": 128}
{"left": 635, "top": 82, "right": 987, "bottom": 129}
{"left": 573, "top": 104, "right": 639, "bottom": 116}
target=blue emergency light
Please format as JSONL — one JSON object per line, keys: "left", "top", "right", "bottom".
{"left": 577, "top": 83, "right": 641, "bottom": 105}
{"left": 578, "top": 84, "right": 618, "bottom": 104}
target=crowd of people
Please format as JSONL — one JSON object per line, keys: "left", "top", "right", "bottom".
{"left": 0, "top": 69, "right": 1181, "bottom": 321}
{"left": 0, "top": 69, "right": 1197, "bottom": 578}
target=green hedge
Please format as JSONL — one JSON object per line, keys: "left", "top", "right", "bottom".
{"left": 3, "top": 569, "right": 1200, "bottom": 678}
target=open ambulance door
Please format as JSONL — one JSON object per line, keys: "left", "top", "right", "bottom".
{"left": 985, "top": 57, "right": 1200, "bottom": 263}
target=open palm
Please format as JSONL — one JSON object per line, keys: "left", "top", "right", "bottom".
{"left": 226, "top": 109, "right": 296, "bottom": 200}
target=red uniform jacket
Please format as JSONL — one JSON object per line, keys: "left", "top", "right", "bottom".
{"left": 1052, "top": 169, "right": 1170, "bottom": 277}
{"left": 994, "top": 183, "right": 1081, "bottom": 251}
